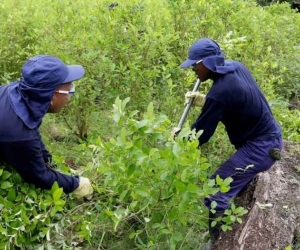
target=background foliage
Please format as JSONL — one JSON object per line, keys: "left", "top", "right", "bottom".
{"left": 0, "top": 0, "right": 299, "bottom": 249}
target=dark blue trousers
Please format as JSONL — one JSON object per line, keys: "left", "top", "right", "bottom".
{"left": 204, "top": 136, "right": 283, "bottom": 212}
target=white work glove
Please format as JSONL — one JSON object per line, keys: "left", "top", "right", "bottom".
{"left": 73, "top": 176, "right": 94, "bottom": 199}
{"left": 171, "top": 127, "right": 181, "bottom": 140}
{"left": 185, "top": 91, "right": 206, "bottom": 107}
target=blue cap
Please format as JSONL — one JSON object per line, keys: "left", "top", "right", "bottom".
{"left": 9, "top": 55, "right": 85, "bottom": 129}
{"left": 180, "top": 38, "right": 226, "bottom": 73}
{"left": 22, "top": 55, "right": 84, "bottom": 87}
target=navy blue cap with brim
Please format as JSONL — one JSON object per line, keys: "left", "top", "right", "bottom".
{"left": 62, "top": 65, "right": 84, "bottom": 84}
{"left": 180, "top": 38, "right": 236, "bottom": 74}
{"left": 9, "top": 55, "right": 85, "bottom": 129}
{"left": 22, "top": 55, "right": 84, "bottom": 87}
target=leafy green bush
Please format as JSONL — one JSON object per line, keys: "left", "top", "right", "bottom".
{"left": 0, "top": 161, "right": 96, "bottom": 250}
{"left": 0, "top": 165, "right": 66, "bottom": 249}
{"left": 1, "top": 0, "right": 300, "bottom": 138}
{"left": 75, "top": 98, "right": 247, "bottom": 249}
{"left": 0, "top": 0, "right": 299, "bottom": 248}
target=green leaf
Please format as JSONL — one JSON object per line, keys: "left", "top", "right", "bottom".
{"left": 135, "top": 186, "right": 150, "bottom": 197}
{"left": 28, "top": 189, "right": 37, "bottom": 200}
{"left": 1, "top": 181, "right": 13, "bottom": 189}
{"left": 172, "top": 143, "right": 181, "bottom": 157}
{"left": 230, "top": 215, "right": 236, "bottom": 222}
{"left": 12, "top": 173, "right": 22, "bottom": 184}
{"left": 167, "top": 207, "right": 177, "bottom": 220}
{"left": 0, "top": 224, "right": 7, "bottom": 235}
{"left": 121, "top": 97, "right": 131, "bottom": 111}
{"left": 211, "top": 201, "right": 217, "bottom": 209}
{"left": 120, "top": 190, "right": 129, "bottom": 201}
{"left": 21, "top": 209, "right": 30, "bottom": 224}
{"left": 161, "top": 229, "right": 171, "bottom": 234}
{"left": 137, "top": 120, "right": 148, "bottom": 128}
{"left": 172, "top": 232, "right": 183, "bottom": 242}
{"left": 220, "top": 186, "right": 230, "bottom": 193}
{"left": 187, "top": 183, "right": 199, "bottom": 194}
{"left": 7, "top": 189, "right": 16, "bottom": 202}
{"left": 129, "top": 232, "right": 136, "bottom": 239}
{"left": 51, "top": 181, "right": 60, "bottom": 193}
{"left": 216, "top": 175, "right": 222, "bottom": 186}
{"left": 127, "top": 164, "right": 135, "bottom": 176}
{"left": 200, "top": 162, "right": 210, "bottom": 170}
{"left": 113, "top": 113, "right": 120, "bottom": 123}
{"left": 174, "top": 181, "right": 186, "bottom": 192}
{"left": 50, "top": 205, "right": 64, "bottom": 217}
{"left": 147, "top": 102, "right": 154, "bottom": 117}
{"left": 223, "top": 177, "right": 233, "bottom": 186}
{"left": 152, "top": 223, "right": 164, "bottom": 229}
{"left": 54, "top": 199, "right": 66, "bottom": 206}
{"left": 53, "top": 188, "right": 63, "bottom": 201}
{"left": 1, "top": 171, "right": 11, "bottom": 180}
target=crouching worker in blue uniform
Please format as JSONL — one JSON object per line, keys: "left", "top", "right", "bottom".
{"left": 176, "top": 38, "right": 283, "bottom": 248}
{"left": 0, "top": 55, "right": 93, "bottom": 199}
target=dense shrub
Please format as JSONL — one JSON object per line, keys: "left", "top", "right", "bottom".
{"left": 1, "top": 0, "right": 300, "bottom": 126}
{"left": 0, "top": 0, "right": 299, "bottom": 248}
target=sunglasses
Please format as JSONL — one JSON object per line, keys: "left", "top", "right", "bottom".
{"left": 192, "top": 60, "right": 202, "bottom": 71}
{"left": 55, "top": 83, "right": 75, "bottom": 95}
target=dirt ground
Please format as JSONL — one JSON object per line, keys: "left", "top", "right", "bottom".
{"left": 213, "top": 141, "right": 300, "bottom": 250}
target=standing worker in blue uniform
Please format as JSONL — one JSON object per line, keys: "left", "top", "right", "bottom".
{"left": 0, "top": 55, "right": 93, "bottom": 199}
{"left": 176, "top": 38, "right": 283, "bottom": 248}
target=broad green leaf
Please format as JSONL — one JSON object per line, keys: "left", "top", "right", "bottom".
{"left": 127, "top": 164, "right": 135, "bottom": 176}
{"left": 53, "top": 187, "right": 63, "bottom": 201}
{"left": 161, "top": 229, "right": 171, "bottom": 234}
{"left": 172, "top": 232, "right": 183, "bottom": 242}
{"left": 216, "top": 175, "right": 222, "bottom": 186}
{"left": 50, "top": 181, "right": 60, "bottom": 193}
{"left": 223, "top": 177, "right": 233, "bottom": 186}
{"left": 1, "top": 171, "right": 11, "bottom": 180}
{"left": 211, "top": 201, "right": 218, "bottom": 209}
{"left": 137, "top": 120, "right": 148, "bottom": 128}
{"left": 121, "top": 97, "right": 131, "bottom": 110}
{"left": 147, "top": 102, "right": 154, "bottom": 117}
{"left": 113, "top": 113, "right": 120, "bottom": 123}
{"left": 152, "top": 223, "right": 164, "bottom": 229}
{"left": 120, "top": 190, "right": 129, "bottom": 201}
{"left": 50, "top": 205, "right": 64, "bottom": 217}
{"left": 54, "top": 199, "right": 66, "bottom": 207}
{"left": 129, "top": 232, "right": 136, "bottom": 239}
{"left": 7, "top": 189, "right": 16, "bottom": 202}
{"left": 187, "top": 183, "right": 199, "bottom": 194}
{"left": 1, "top": 181, "right": 13, "bottom": 189}
{"left": 200, "top": 162, "right": 210, "bottom": 170}
{"left": 28, "top": 189, "right": 37, "bottom": 200}
{"left": 220, "top": 186, "right": 230, "bottom": 193}
{"left": 135, "top": 186, "right": 150, "bottom": 197}
{"left": 167, "top": 207, "right": 177, "bottom": 220}
{"left": 174, "top": 181, "right": 186, "bottom": 192}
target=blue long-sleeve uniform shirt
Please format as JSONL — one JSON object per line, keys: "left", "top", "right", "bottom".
{"left": 0, "top": 84, "right": 79, "bottom": 193}
{"left": 192, "top": 61, "right": 281, "bottom": 148}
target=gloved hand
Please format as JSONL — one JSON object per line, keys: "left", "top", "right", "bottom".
{"left": 185, "top": 91, "right": 206, "bottom": 107}
{"left": 73, "top": 176, "right": 94, "bottom": 199}
{"left": 171, "top": 127, "right": 181, "bottom": 140}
